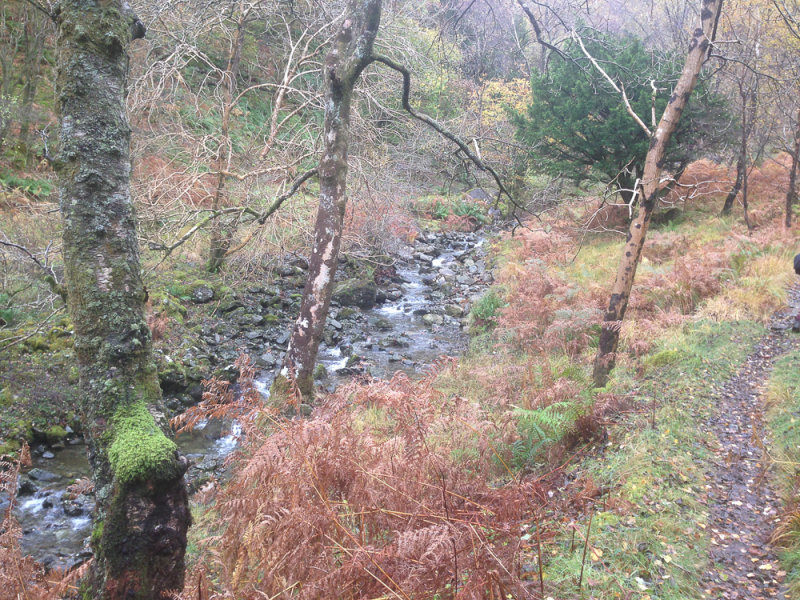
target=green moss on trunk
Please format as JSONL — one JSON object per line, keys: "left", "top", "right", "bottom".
{"left": 55, "top": 1, "right": 190, "bottom": 596}
{"left": 108, "top": 402, "right": 178, "bottom": 484}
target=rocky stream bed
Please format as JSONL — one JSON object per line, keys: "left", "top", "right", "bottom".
{"left": 0, "top": 230, "right": 493, "bottom": 570}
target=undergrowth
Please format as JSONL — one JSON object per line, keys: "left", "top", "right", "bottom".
{"left": 175, "top": 355, "right": 551, "bottom": 599}
{"left": 540, "top": 320, "right": 765, "bottom": 599}
{"left": 766, "top": 350, "right": 800, "bottom": 597}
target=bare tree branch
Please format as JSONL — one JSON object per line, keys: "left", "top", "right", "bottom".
{"left": 148, "top": 167, "right": 318, "bottom": 267}
{"left": 515, "top": 0, "right": 567, "bottom": 60}
{"left": 23, "top": 0, "right": 55, "bottom": 22}
{"left": 571, "top": 29, "right": 653, "bottom": 137}
{"left": 370, "top": 55, "right": 519, "bottom": 211}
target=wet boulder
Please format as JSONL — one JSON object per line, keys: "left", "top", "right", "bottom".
{"left": 332, "top": 278, "right": 378, "bottom": 309}
{"left": 28, "top": 468, "right": 61, "bottom": 483}
{"left": 191, "top": 284, "right": 215, "bottom": 304}
{"left": 422, "top": 314, "right": 444, "bottom": 327}
{"left": 17, "top": 478, "right": 38, "bottom": 497}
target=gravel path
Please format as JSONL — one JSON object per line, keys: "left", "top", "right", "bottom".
{"left": 701, "top": 297, "right": 800, "bottom": 599}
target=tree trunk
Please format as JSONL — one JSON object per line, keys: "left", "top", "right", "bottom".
{"left": 274, "top": 0, "right": 382, "bottom": 400}
{"left": 17, "top": 6, "right": 48, "bottom": 154}
{"left": 207, "top": 3, "right": 247, "bottom": 272}
{"left": 721, "top": 154, "right": 744, "bottom": 215}
{"left": 786, "top": 106, "right": 800, "bottom": 228}
{"left": 55, "top": 3, "right": 189, "bottom": 597}
{"left": 592, "top": 0, "right": 723, "bottom": 387}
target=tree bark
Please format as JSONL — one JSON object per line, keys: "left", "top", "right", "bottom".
{"left": 721, "top": 154, "right": 744, "bottom": 215}
{"left": 274, "top": 0, "right": 382, "bottom": 400}
{"left": 786, "top": 106, "right": 800, "bottom": 228}
{"left": 54, "top": 2, "right": 189, "bottom": 597}
{"left": 592, "top": 0, "right": 723, "bottom": 387}
{"left": 207, "top": 3, "right": 247, "bottom": 272}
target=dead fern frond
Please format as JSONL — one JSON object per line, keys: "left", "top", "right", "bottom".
{"left": 179, "top": 355, "right": 545, "bottom": 600}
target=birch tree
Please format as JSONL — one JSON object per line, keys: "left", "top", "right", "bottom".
{"left": 592, "top": 0, "right": 723, "bottom": 387}
{"left": 273, "top": 0, "right": 382, "bottom": 399}
{"left": 54, "top": 1, "right": 190, "bottom": 596}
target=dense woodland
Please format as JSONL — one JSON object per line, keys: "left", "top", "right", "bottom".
{"left": 1, "top": 0, "right": 800, "bottom": 598}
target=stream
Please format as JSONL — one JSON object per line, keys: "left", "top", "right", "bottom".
{"left": 2, "top": 230, "right": 490, "bottom": 570}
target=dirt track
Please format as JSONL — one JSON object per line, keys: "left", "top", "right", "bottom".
{"left": 700, "top": 298, "right": 800, "bottom": 599}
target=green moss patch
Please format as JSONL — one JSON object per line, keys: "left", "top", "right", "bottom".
{"left": 108, "top": 402, "right": 177, "bottom": 485}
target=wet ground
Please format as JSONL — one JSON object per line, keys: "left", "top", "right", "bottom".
{"left": 700, "top": 293, "right": 800, "bottom": 599}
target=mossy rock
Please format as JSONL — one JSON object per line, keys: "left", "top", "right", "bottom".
{"left": 150, "top": 291, "right": 188, "bottom": 319}
{"left": 23, "top": 335, "right": 50, "bottom": 352}
{"left": 338, "top": 307, "right": 357, "bottom": 319}
{"left": 45, "top": 425, "right": 69, "bottom": 445}
{"left": 0, "top": 438, "right": 22, "bottom": 457}
{"left": 332, "top": 278, "right": 378, "bottom": 309}
{"left": 189, "top": 281, "right": 215, "bottom": 304}
{"left": 643, "top": 349, "right": 683, "bottom": 371}
{"left": 158, "top": 360, "right": 187, "bottom": 393}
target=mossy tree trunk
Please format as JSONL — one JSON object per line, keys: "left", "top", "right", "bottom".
{"left": 786, "top": 106, "right": 800, "bottom": 228}
{"left": 274, "top": 0, "right": 382, "bottom": 400}
{"left": 592, "top": 0, "right": 723, "bottom": 387}
{"left": 54, "top": 2, "right": 190, "bottom": 597}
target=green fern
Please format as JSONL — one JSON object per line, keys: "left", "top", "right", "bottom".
{"left": 511, "top": 399, "right": 588, "bottom": 468}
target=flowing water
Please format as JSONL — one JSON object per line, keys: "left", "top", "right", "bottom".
{"left": 5, "top": 232, "right": 488, "bottom": 569}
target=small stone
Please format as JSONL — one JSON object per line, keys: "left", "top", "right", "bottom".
{"left": 386, "top": 337, "right": 410, "bottom": 348}
{"left": 239, "top": 313, "right": 264, "bottom": 326}
{"left": 63, "top": 502, "right": 84, "bottom": 517}
{"left": 42, "top": 451, "right": 55, "bottom": 459}
{"left": 219, "top": 301, "right": 244, "bottom": 313}
{"left": 374, "top": 318, "right": 392, "bottom": 331}
{"left": 259, "top": 295, "right": 281, "bottom": 308}
{"left": 329, "top": 318, "right": 343, "bottom": 330}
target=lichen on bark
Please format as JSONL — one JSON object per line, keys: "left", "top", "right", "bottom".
{"left": 55, "top": 1, "right": 190, "bottom": 597}
{"left": 275, "top": 0, "right": 382, "bottom": 401}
